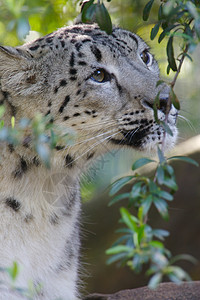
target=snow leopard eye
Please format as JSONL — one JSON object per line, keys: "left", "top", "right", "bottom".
{"left": 140, "top": 50, "right": 152, "bottom": 66}
{"left": 91, "top": 69, "right": 111, "bottom": 83}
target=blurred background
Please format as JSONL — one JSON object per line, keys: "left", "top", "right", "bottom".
{"left": 0, "top": 0, "right": 200, "bottom": 296}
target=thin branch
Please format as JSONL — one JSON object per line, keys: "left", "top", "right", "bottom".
{"left": 170, "top": 44, "right": 189, "bottom": 88}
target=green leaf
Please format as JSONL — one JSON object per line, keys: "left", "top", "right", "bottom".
{"left": 36, "top": 143, "right": 50, "bottom": 168}
{"left": 154, "top": 198, "right": 168, "bottom": 219}
{"left": 17, "top": 17, "right": 30, "bottom": 40}
{"left": 151, "top": 23, "right": 160, "bottom": 40}
{"left": 106, "top": 245, "right": 132, "bottom": 255}
{"left": 148, "top": 273, "right": 162, "bottom": 289}
{"left": 159, "top": 190, "right": 173, "bottom": 201}
{"left": 11, "top": 116, "right": 15, "bottom": 128}
{"left": 170, "top": 254, "right": 197, "bottom": 265}
{"left": 0, "top": 120, "right": 4, "bottom": 129}
{"left": 143, "top": 0, "right": 154, "bottom": 21}
{"left": 142, "top": 195, "right": 153, "bottom": 215}
{"left": 108, "top": 193, "right": 130, "bottom": 206}
{"left": 149, "top": 240, "right": 164, "bottom": 249}
{"left": 81, "top": 0, "right": 95, "bottom": 23}
{"left": 168, "top": 266, "right": 191, "bottom": 281}
{"left": 156, "top": 80, "right": 164, "bottom": 87}
{"left": 167, "top": 36, "right": 177, "bottom": 72}
{"left": 0, "top": 105, "right": 5, "bottom": 118}
{"left": 109, "top": 176, "right": 134, "bottom": 196}
{"left": 153, "top": 92, "right": 160, "bottom": 124}
{"left": 156, "top": 165, "right": 165, "bottom": 185}
{"left": 95, "top": 3, "right": 112, "bottom": 34}
{"left": 130, "top": 182, "right": 143, "bottom": 199}
{"left": 169, "top": 88, "right": 180, "bottom": 110}
{"left": 162, "top": 176, "right": 177, "bottom": 191}
{"left": 157, "top": 146, "right": 166, "bottom": 164}
{"left": 186, "top": 2, "right": 199, "bottom": 19}
{"left": 167, "top": 64, "right": 171, "bottom": 75}
{"left": 167, "top": 156, "right": 199, "bottom": 167}
{"left": 120, "top": 207, "right": 138, "bottom": 232}
{"left": 160, "top": 121, "right": 173, "bottom": 136}
{"left": 153, "top": 229, "right": 169, "bottom": 240}
{"left": 6, "top": 261, "right": 19, "bottom": 281}
{"left": 132, "top": 158, "right": 155, "bottom": 171}
{"left": 106, "top": 252, "right": 128, "bottom": 265}
{"left": 158, "top": 4, "right": 163, "bottom": 20}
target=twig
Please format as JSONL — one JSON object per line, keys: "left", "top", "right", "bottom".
{"left": 161, "top": 43, "right": 189, "bottom": 152}
{"left": 170, "top": 44, "right": 189, "bottom": 88}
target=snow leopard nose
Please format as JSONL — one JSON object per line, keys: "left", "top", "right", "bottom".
{"left": 142, "top": 94, "right": 171, "bottom": 115}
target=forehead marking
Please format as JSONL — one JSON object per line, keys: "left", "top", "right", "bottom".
{"left": 90, "top": 45, "right": 102, "bottom": 62}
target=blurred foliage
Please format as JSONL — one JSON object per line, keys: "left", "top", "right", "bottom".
{"left": 0, "top": 0, "right": 79, "bottom": 45}
{"left": 0, "top": 108, "right": 76, "bottom": 167}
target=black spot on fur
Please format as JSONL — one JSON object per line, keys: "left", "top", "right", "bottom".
{"left": 69, "top": 69, "right": 77, "bottom": 75}
{"left": 46, "top": 37, "right": 53, "bottom": 43}
{"left": 14, "top": 158, "right": 28, "bottom": 178}
{"left": 48, "top": 101, "right": 52, "bottom": 107}
{"left": 55, "top": 145, "right": 65, "bottom": 151}
{"left": 50, "top": 213, "right": 59, "bottom": 225}
{"left": 74, "top": 104, "right": 79, "bottom": 108}
{"left": 70, "top": 39, "right": 77, "bottom": 44}
{"left": 70, "top": 52, "right": 75, "bottom": 67}
{"left": 61, "top": 40, "right": 65, "bottom": 47}
{"left": 76, "top": 89, "right": 81, "bottom": 96}
{"left": 63, "top": 116, "right": 70, "bottom": 121}
{"left": 124, "top": 120, "right": 139, "bottom": 126}
{"left": 45, "top": 110, "right": 51, "bottom": 116}
{"left": 78, "top": 61, "right": 87, "bottom": 66}
{"left": 69, "top": 76, "right": 77, "bottom": 81}
{"left": 87, "top": 152, "right": 95, "bottom": 160}
{"left": 5, "top": 197, "right": 21, "bottom": 212}
{"left": 78, "top": 52, "right": 84, "bottom": 58}
{"left": 8, "top": 144, "right": 14, "bottom": 153}
{"left": 75, "top": 42, "right": 82, "bottom": 51}
{"left": 23, "top": 136, "right": 31, "bottom": 148}
{"left": 33, "top": 156, "right": 40, "bottom": 166}
{"left": 90, "top": 45, "right": 102, "bottom": 62}
{"left": 54, "top": 86, "right": 58, "bottom": 94}
{"left": 60, "top": 79, "right": 67, "bottom": 87}
{"left": 128, "top": 32, "right": 138, "bottom": 46}
{"left": 26, "top": 75, "right": 36, "bottom": 84}
{"left": 73, "top": 113, "right": 80, "bottom": 117}
{"left": 29, "top": 45, "right": 40, "bottom": 51}
{"left": 65, "top": 155, "right": 74, "bottom": 168}
{"left": 84, "top": 110, "right": 91, "bottom": 115}
{"left": 82, "top": 38, "right": 92, "bottom": 44}
{"left": 83, "top": 91, "right": 87, "bottom": 98}
{"left": 59, "top": 95, "right": 70, "bottom": 113}
{"left": 24, "top": 214, "right": 33, "bottom": 223}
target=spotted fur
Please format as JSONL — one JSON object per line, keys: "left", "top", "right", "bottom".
{"left": 0, "top": 23, "right": 178, "bottom": 300}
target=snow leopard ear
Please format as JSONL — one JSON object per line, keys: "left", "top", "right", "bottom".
{"left": 0, "top": 46, "right": 40, "bottom": 96}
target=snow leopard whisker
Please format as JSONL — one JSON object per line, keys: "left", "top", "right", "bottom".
{"left": 66, "top": 130, "right": 122, "bottom": 166}
{"left": 178, "top": 115, "right": 196, "bottom": 133}
{"left": 66, "top": 127, "right": 119, "bottom": 148}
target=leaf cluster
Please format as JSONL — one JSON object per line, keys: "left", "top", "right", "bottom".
{"left": 107, "top": 151, "right": 198, "bottom": 287}
{"left": 143, "top": 0, "right": 200, "bottom": 74}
